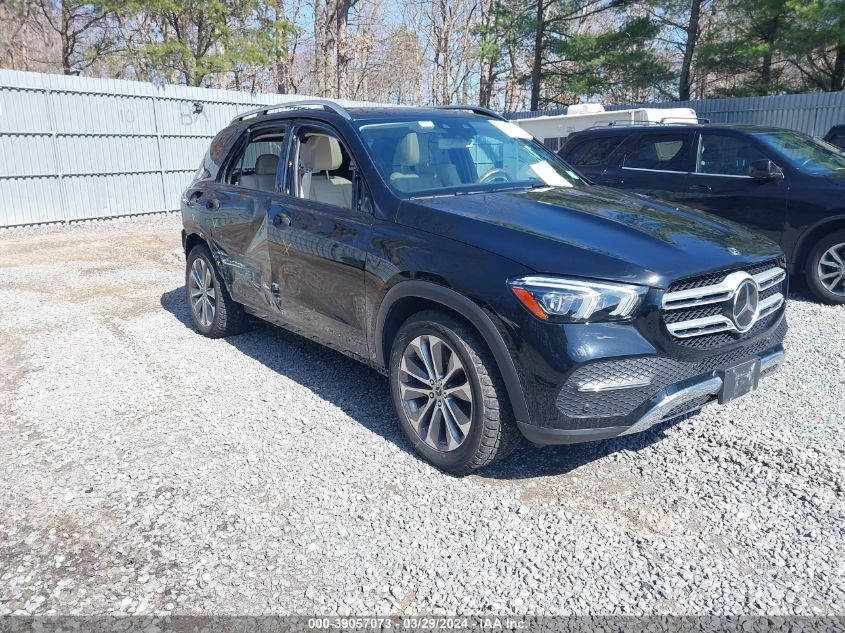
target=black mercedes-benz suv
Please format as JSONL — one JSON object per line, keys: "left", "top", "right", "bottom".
{"left": 181, "top": 101, "right": 787, "bottom": 474}
{"left": 559, "top": 123, "right": 845, "bottom": 304}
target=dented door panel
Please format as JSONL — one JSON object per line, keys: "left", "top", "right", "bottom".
{"left": 205, "top": 184, "right": 274, "bottom": 311}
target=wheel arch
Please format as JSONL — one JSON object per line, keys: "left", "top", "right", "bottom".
{"left": 375, "top": 280, "right": 531, "bottom": 424}
{"left": 793, "top": 215, "right": 845, "bottom": 273}
{"left": 183, "top": 230, "right": 210, "bottom": 256}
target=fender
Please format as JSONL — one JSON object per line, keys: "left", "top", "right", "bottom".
{"left": 374, "top": 280, "right": 531, "bottom": 425}
{"left": 790, "top": 213, "right": 845, "bottom": 272}
{"left": 181, "top": 227, "right": 211, "bottom": 253}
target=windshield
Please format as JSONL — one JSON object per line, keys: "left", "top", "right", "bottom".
{"left": 756, "top": 130, "right": 845, "bottom": 175}
{"left": 357, "top": 115, "right": 583, "bottom": 196}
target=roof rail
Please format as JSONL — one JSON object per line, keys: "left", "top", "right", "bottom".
{"left": 659, "top": 115, "right": 710, "bottom": 124}
{"left": 434, "top": 105, "right": 507, "bottom": 121}
{"left": 588, "top": 116, "right": 707, "bottom": 129}
{"left": 231, "top": 99, "right": 352, "bottom": 123}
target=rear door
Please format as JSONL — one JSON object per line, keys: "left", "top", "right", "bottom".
{"left": 600, "top": 130, "right": 695, "bottom": 202}
{"left": 265, "top": 121, "right": 371, "bottom": 358}
{"left": 202, "top": 123, "right": 288, "bottom": 310}
{"left": 559, "top": 134, "right": 626, "bottom": 182}
{"left": 678, "top": 130, "right": 788, "bottom": 243}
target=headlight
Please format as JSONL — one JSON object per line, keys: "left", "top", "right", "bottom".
{"left": 508, "top": 276, "right": 646, "bottom": 322}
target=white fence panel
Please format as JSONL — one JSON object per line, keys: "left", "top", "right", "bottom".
{"left": 506, "top": 91, "right": 845, "bottom": 138}
{"left": 0, "top": 69, "right": 380, "bottom": 227}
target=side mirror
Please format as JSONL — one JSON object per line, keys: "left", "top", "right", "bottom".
{"left": 747, "top": 159, "right": 784, "bottom": 181}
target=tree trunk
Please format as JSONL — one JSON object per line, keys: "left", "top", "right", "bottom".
{"left": 678, "top": 0, "right": 702, "bottom": 101}
{"left": 761, "top": 48, "right": 773, "bottom": 93}
{"left": 60, "top": 1, "right": 73, "bottom": 74}
{"left": 529, "top": 0, "right": 544, "bottom": 111}
{"left": 832, "top": 43, "right": 845, "bottom": 91}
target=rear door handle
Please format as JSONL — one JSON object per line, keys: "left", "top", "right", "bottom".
{"left": 689, "top": 184, "right": 712, "bottom": 193}
{"left": 273, "top": 213, "right": 291, "bottom": 227}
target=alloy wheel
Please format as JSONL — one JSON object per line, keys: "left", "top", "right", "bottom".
{"left": 189, "top": 257, "right": 217, "bottom": 328}
{"left": 398, "top": 334, "right": 473, "bottom": 452}
{"left": 818, "top": 242, "right": 845, "bottom": 296}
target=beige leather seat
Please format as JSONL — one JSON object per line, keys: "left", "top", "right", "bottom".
{"left": 390, "top": 132, "right": 459, "bottom": 191}
{"left": 301, "top": 135, "right": 352, "bottom": 208}
{"left": 240, "top": 154, "right": 278, "bottom": 192}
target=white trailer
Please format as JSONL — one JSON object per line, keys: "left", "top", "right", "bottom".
{"left": 513, "top": 103, "right": 699, "bottom": 150}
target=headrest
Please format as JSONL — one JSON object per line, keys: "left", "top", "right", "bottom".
{"left": 394, "top": 133, "right": 420, "bottom": 167}
{"left": 302, "top": 135, "right": 342, "bottom": 171}
{"left": 255, "top": 154, "right": 278, "bottom": 175}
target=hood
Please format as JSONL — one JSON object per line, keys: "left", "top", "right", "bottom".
{"left": 396, "top": 185, "right": 782, "bottom": 288}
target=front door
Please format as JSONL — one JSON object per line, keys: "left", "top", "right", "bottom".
{"left": 678, "top": 131, "right": 787, "bottom": 244}
{"left": 266, "top": 122, "right": 371, "bottom": 358}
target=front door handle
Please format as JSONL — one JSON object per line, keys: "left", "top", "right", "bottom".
{"left": 598, "top": 178, "right": 624, "bottom": 185}
{"left": 273, "top": 213, "right": 291, "bottom": 227}
{"left": 689, "top": 184, "right": 712, "bottom": 193}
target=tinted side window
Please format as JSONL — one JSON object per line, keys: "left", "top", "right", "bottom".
{"left": 226, "top": 133, "right": 286, "bottom": 191}
{"left": 697, "top": 133, "right": 767, "bottom": 176}
{"left": 828, "top": 132, "right": 845, "bottom": 150}
{"left": 622, "top": 134, "right": 691, "bottom": 171}
{"left": 565, "top": 137, "right": 623, "bottom": 166}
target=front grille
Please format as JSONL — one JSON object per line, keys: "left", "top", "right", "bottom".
{"left": 556, "top": 320, "right": 786, "bottom": 420}
{"left": 667, "top": 260, "right": 778, "bottom": 292}
{"left": 662, "top": 259, "right": 786, "bottom": 350}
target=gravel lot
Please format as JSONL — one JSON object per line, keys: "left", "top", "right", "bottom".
{"left": 0, "top": 213, "right": 843, "bottom": 617}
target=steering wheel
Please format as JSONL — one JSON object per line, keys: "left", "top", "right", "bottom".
{"left": 476, "top": 167, "right": 512, "bottom": 184}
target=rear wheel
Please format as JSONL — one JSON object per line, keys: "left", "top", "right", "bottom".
{"left": 185, "top": 244, "right": 249, "bottom": 337}
{"left": 389, "top": 310, "right": 520, "bottom": 475}
{"left": 806, "top": 230, "right": 845, "bottom": 304}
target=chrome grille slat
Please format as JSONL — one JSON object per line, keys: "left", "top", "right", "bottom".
{"left": 666, "top": 292, "right": 783, "bottom": 338}
{"left": 663, "top": 267, "right": 786, "bottom": 310}
{"left": 662, "top": 261, "right": 785, "bottom": 344}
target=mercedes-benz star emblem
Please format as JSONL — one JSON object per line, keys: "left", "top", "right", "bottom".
{"left": 732, "top": 279, "right": 759, "bottom": 331}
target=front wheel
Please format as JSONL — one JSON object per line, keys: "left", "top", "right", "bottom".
{"left": 389, "top": 310, "right": 520, "bottom": 475}
{"left": 806, "top": 230, "right": 845, "bottom": 304}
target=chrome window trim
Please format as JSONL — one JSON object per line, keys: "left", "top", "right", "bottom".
{"left": 689, "top": 172, "right": 754, "bottom": 180}
{"left": 621, "top": 167, "right": 690, "bottom": 175}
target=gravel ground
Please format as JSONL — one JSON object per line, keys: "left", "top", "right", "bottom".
{"left": 0, "top": 213, "right": 843, "bottom": 617}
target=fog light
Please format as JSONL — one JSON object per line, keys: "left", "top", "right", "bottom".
{"left": 576, "top": 375, "right": 652, "bottom": 392}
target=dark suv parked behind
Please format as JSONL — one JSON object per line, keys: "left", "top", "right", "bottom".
{"left": 825, "top": 124, "right": 845, "bottom": 151}
{"left": 559, "top": 124, "right": 845, "bottom": 303}
{"left": 182, "top": 102, "right": 787, "bottom": 474}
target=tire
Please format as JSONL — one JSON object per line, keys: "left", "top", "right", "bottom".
{"left": 805, "top": 230, "right": 845, "bottom": 304}
{"left": 389, "top": 310, "right": 521, "bottom": 475}
{"left": 185, "top": 244, "right": 250, "bottom": 337}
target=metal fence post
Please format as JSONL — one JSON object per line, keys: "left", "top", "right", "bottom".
{"left": 152, "top": 94, "right": 168, "bottom": 213}
{"left": 43, "top": 86, "right": 69, "bottom": 223}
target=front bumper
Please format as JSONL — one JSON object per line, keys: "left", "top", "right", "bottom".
{"left": 518, "top": 346, "right": 784, "bottom": 445}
